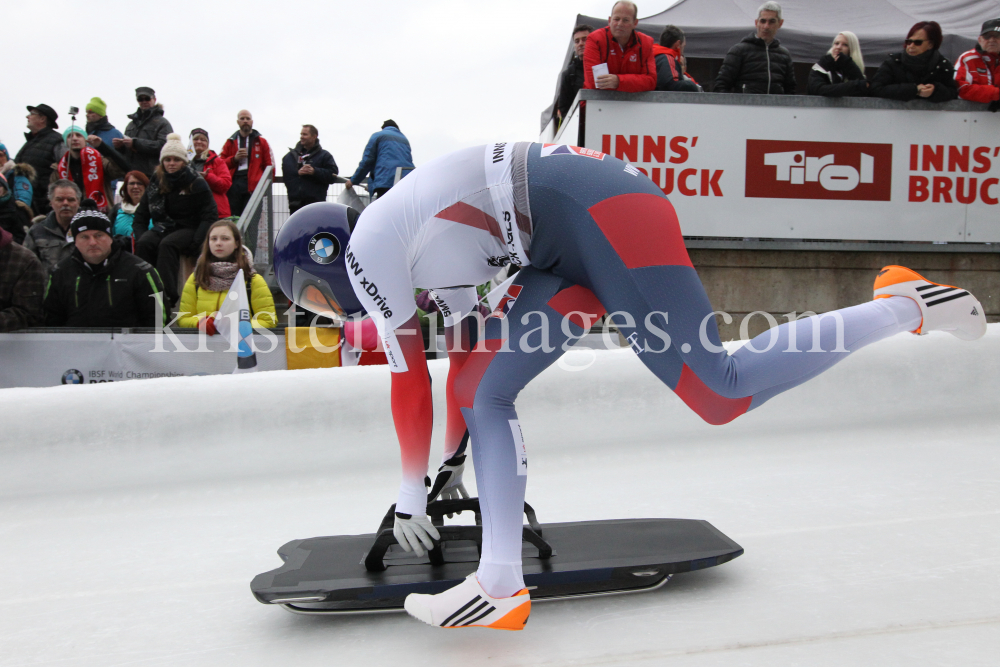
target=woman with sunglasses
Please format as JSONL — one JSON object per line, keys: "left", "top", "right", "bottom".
{"left": 871, "top": 21, "right": 957, "bottom": 102}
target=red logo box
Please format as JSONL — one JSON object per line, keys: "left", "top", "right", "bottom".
{"left": 746, "top": 139, "right": 892, "bottom": 201}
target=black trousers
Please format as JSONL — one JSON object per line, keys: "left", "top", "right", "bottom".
{"left": 227, "top": 171, "right": 252, "bottom": 217}
{"left": 288, "top": 195, "right": 326, "bottom": 214}
{"left": 135, "top": 221, "right": 213, "bottom": 307}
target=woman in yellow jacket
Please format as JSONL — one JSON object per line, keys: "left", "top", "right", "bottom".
{"left": 178, "top": 219, "right": 277, "bottom": 332}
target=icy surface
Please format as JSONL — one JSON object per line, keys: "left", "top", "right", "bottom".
{"left": 1, "top": 327, "right": 998, "bottom": 666}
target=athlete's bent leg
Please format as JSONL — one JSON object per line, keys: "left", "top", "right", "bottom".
{"left": 454, "top": 267, "right": 601, "bottom": 598}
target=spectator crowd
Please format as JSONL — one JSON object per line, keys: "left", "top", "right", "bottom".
{"left": 4, "top": 0, "right": 999, "bottom": 336}
{"left": 1, "top": 89, "right": 416, "bottom": 334}
{"left": 554, "top": 1, "right": 1000, "bottom": 125}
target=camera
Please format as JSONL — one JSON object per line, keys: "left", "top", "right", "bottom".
{"left": 68, "top": 106, "right": 79, "bottom": 116}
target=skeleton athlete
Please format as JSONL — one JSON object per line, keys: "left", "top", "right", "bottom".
{"left": 275, "top": 141, "right": 987, "bottom": 630}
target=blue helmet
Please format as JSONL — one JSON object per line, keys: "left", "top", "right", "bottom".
{"left": 273, "top": 202, "right": 364, "bottom": 320}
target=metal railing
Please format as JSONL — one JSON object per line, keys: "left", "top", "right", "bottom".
{"left": 237, "top": 165, "right": 275, "bottom": 267}
{"left": 269, "top": 178, "right": 370, "bottom": 235}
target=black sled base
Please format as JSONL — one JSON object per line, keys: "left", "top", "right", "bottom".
{"left": 251, "top": 499, "right": 743, "bottom": 615}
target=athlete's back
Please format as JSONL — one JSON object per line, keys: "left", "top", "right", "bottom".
{"left": 347, "top": 143, "right": 531, "bottom": 333}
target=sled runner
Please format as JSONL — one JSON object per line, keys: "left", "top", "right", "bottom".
{"left": 251, "top": 498, "right": 743, "bottom": 615}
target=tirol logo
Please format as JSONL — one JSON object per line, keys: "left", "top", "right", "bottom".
{"left": 541, "top": 144, "right": 606, "bottom": 160}
{"left": 490, "top": 284, "right": 523, "bottom": 319}
{"left": 308, "top": 232, "right": 341, "bottom": 265}
{"left": 746, "top": 140, "right": 892, "bottom": 201}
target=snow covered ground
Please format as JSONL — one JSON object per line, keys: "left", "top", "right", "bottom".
{"left": 2, "top": 326, "right": 998, "bottom": 666}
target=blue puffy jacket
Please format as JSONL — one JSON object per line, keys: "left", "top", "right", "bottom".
{"left": 349, "top": 127, "right": 414, "bottom": 193}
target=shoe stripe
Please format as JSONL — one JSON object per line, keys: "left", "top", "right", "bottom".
{"left": 915, "top": 284, "right": 939, "bottom": 292}
{"left": 453, "top": 601, "right": 492, "bottom": 626}
{"left": 920, "top": 287, "right": 958, "bottom": 299}
{"left": 441, "top": 595, "right": 482, "bottom": 627}
{"left": 925, "top": 291, "right": 970, "bottom": 307}
{"left": 460, "top": 605, "right": 497, "bottom": 627}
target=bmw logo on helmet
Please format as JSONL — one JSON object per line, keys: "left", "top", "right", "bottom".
{"left": 273, "top": 202, "right": 366, "bottom": 320}
{"left": 308, "top": 232, "right": 341, "bottom": 265}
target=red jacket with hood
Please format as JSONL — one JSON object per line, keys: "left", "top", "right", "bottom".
{"left": 196, "top": 150, "right": 232, "bottom": 218}
{"left": 583, "top": 26, "right": 657, "bottom": 92}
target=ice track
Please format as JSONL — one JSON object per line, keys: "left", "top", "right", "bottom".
{"left": 2, "top": 327, "right": 999, "bottom": 666}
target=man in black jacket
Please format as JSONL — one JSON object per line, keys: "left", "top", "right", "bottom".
{"left": 556, "top": 25, "right": 593, "bottom": 123}
{"left": 44, "top": 202, "right": 165, "bottom": 328}
{"left": 113, "top": 87, "right": 174, "bottom": 177}
{"left": 282, "top": 125, "right": 338, "bottom": 213}
{"left": 14, "top": 104, "right": 64, "bottom": 215}
{"left": 713, "top": 2, "right": 796, "bottom": 94}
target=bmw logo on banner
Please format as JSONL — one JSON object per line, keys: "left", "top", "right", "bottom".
{"left": 308, "top": 232, "right": 341, "bottom": 265}
{"left": 61, "top": 369, "right": 84, "bottom": 385}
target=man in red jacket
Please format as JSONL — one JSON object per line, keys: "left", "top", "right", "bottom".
{"left": 220, "top": 110, "right": 274, "bottom": 217}
{"left": 955, "top": 18, "right": 1000, "bottom": 107}
{"left": 583, "top": 1, "right": 656, "bottom": 92}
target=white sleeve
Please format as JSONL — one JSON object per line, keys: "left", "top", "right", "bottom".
{"left": 346, "top": 225, "right": 417, "bottom": 373}
{"left": 429, "top": 287, "right": 479, "bottom": 327}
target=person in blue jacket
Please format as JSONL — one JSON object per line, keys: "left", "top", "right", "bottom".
{"left": 343, "top": 120, "right": 414, "bottom": 199}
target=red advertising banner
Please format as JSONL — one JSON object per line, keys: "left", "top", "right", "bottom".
{"left": 746, "top": 139, "right": 893, "bottom": 201}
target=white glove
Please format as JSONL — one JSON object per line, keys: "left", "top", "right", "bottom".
{"left": 427, "top": 454, "right": 470, "bottom": 505}
{"left": 393, "top": 512, "right": 441, "bottom": 557}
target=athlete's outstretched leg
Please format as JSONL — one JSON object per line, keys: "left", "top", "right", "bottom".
{"left": 453, "top": 267, "right": 603, "bottom": 598}
{"left": 524, "top": 145, "right": 983, "bottom": 424}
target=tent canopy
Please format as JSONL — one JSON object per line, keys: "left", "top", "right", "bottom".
{"left": 579, "top": 0, "right": 1000, "bottom": 64}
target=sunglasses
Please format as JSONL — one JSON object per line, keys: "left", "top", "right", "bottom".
{"left": 904, "top": 39, "right": 925, "bottom": 46}
{"left": 137, "top": 96, "right": 152, "bottom": 102}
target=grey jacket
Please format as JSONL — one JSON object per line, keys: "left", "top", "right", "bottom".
{"left": 24, "top": 212, "right": 73, "bottom": 276}
{"left": 122, "top": 105, "right": 174, "bottom": 177}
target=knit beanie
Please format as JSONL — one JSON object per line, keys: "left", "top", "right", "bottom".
{"left": 160, "top": 133, "right": 189, "bottom": 163}
{"left": 63, "top": 126, "right": 86, "bottom": 142}
{"left": 86, "top": 97, "right": 107, "bottom": 117}
{"left": 187, "top": 128, "right": 210, "bottom": 161}
{"left": 70, "top": 199, "right": 113, "bottom": 239}
{"left": 382, "top": 119, "right": 399, "bottom": 130}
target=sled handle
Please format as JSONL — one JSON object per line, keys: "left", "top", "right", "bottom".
{"left": 364, "top": 500, "right": 552, "bottom": 572}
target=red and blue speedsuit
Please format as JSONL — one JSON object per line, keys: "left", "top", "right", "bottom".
{"left": 346, "top": 142, "right": 922, "bottom": 597}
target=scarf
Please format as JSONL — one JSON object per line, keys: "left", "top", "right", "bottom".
{"left": 900, "top": 49, "right": 936, "bottom": 78}
{"left": 120, "top": 200, "right": 139, "bottom": 215}
{"left": 85, "top": 117, "right": 113, "bottom": 135}
{"left": 165, "top": 166, "right": 197, "bottom": 192}
{"left": 58, "top": 147, "right": 107, "bottom": 209}
{"left": 204, "top": 250, "right": 256, "bottom": 292}
{"left": 206, "top": 260, "right": 241, "bottom": 292}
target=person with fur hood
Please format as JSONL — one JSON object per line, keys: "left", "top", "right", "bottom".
{"left": 176, "top": 218, "right": 276, "bottom": 333}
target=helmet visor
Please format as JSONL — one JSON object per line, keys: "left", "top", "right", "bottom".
{"left": 291, "top": 266, "right": 347, "bottom": 320}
